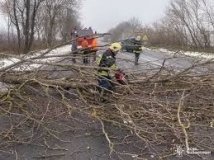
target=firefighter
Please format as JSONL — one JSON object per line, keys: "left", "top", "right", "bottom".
{"left": 97, "top": 42, "right": 122, "bottom": 93}
{"left": 91, "top": 38, "right": 98, "bottom": 62}
{"left": 71, "top": 27, "right": 78, "bottom": 63}
{"left": 133, "top": 35, "right": 142, "bottom": 65}
{"left": 81, "top": 37, "right": 89, "bottom": 64}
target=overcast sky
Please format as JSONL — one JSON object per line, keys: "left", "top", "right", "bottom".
{"left": 81, "top": 0, "right": 171, "bottom": 33}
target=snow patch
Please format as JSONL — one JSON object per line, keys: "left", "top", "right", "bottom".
{"left": 0, "top": 45, "right": 71, "bottom": 71}
{"left": 146, "top": 47, "right": 214, "bottom": 60}
{"left": 181, "top": 51, "right": 214, "bottom": 59}
{"left": 0, "top": 57, "right": 20, "bottom": 68}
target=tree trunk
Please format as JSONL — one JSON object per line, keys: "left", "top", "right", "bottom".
{"left": 23, "top": 0, "right": 30, "bottom": 54}
{"left": 13, "top": 0, "right": 21, "bottom": 53}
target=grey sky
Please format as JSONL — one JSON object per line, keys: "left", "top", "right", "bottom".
{"left": 81, "top": 0, "right": 171, "bottom": 32}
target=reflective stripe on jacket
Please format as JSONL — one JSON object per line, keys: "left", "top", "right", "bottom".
{"left": 97, "top": 49, "right": 117, "bottom": 77}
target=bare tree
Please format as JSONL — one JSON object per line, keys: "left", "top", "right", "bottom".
{"left": 36, "top": 0, "right": 81, "bottom": 47}
{"left": 143, "top": 0, "right": 214, "bottom": 49}
{"left": 0, "top": 0, "right": 81, "bottom": 52}
{"left": 2, "top": 0, "right": 45, "bottom": 53}
{"left": 108, "top": 17, "right": 142, "bottom": 42}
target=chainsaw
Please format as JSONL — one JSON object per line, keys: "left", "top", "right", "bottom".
{"left": 115, "top": 69, "right": 128, "bottom": 85}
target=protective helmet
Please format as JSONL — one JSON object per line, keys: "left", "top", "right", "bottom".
{"left": 135, "top": 35, "right": 141, "bottom": 41}
{"left": 109, "top": 42, "right": 122, "bottom": 53}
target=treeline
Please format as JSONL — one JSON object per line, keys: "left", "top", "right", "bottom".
{"left": 107, "top": 0, "right": 214, "bottom": 51}
{"left": 0, "top": 0, "right": 81, "bottom": 54}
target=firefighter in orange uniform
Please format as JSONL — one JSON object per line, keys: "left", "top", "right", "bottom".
{"left": 91, "top": 38, "right": 98, "bottom": 61}
{"left": 81, "top": 37, "right": 89, "bottom": 64}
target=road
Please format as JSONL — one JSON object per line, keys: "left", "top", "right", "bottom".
{"left": 118, "top": 49, "right": 211, "bottom": 75}
{"left": 1, "top": 47, "right": 214, "bottom": 160}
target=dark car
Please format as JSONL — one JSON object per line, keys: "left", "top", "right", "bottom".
{"left": 121, "top": 38, "right": 142, "bottom": 53}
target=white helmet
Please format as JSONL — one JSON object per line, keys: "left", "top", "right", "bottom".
{"left": 135, "top": 35, "right": 141, "bottom": 41}
{"left": 109, "top": 42, "right": 122, "bottom": 53}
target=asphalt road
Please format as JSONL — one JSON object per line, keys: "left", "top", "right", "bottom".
{"left": 1, "top": 48, "right": 214, "bottom": 160}
{"left": 118, "top": 49, "right": 212, "bottom": 75}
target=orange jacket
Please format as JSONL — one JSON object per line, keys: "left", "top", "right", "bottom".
{"left": 91, "top": 38, "right": 98, "bottom": 50}
{"left": 81, "top": 39, "right": 89, "bottom": 48}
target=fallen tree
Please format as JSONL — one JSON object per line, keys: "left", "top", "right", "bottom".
{"left": 0, "top": 44, "right": 214, "bottom": 159}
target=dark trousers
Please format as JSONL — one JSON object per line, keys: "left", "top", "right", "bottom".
{"left": 71, "top": 43, "right": 78, "bottom": 63}
{"left": 83, "top": 51, "right": 90, "bottom": 64}
{"left": 98, "top": 76, "right": 114, "bottom": 91}
{"left": 92, "top": 51, "right": 97, "bottom": 62}
{"left": 72, "top": 51, "right": 78, "bottom": 63}
{"left": 134, "top": 52, "right": 140, "bottom": 65}
{"left": 91, "top": 50, "right": 97, "bottom": 62}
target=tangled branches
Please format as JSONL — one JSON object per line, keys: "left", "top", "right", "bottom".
{"left": 0, "top": 45, "right": 214, "bottom": 159}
